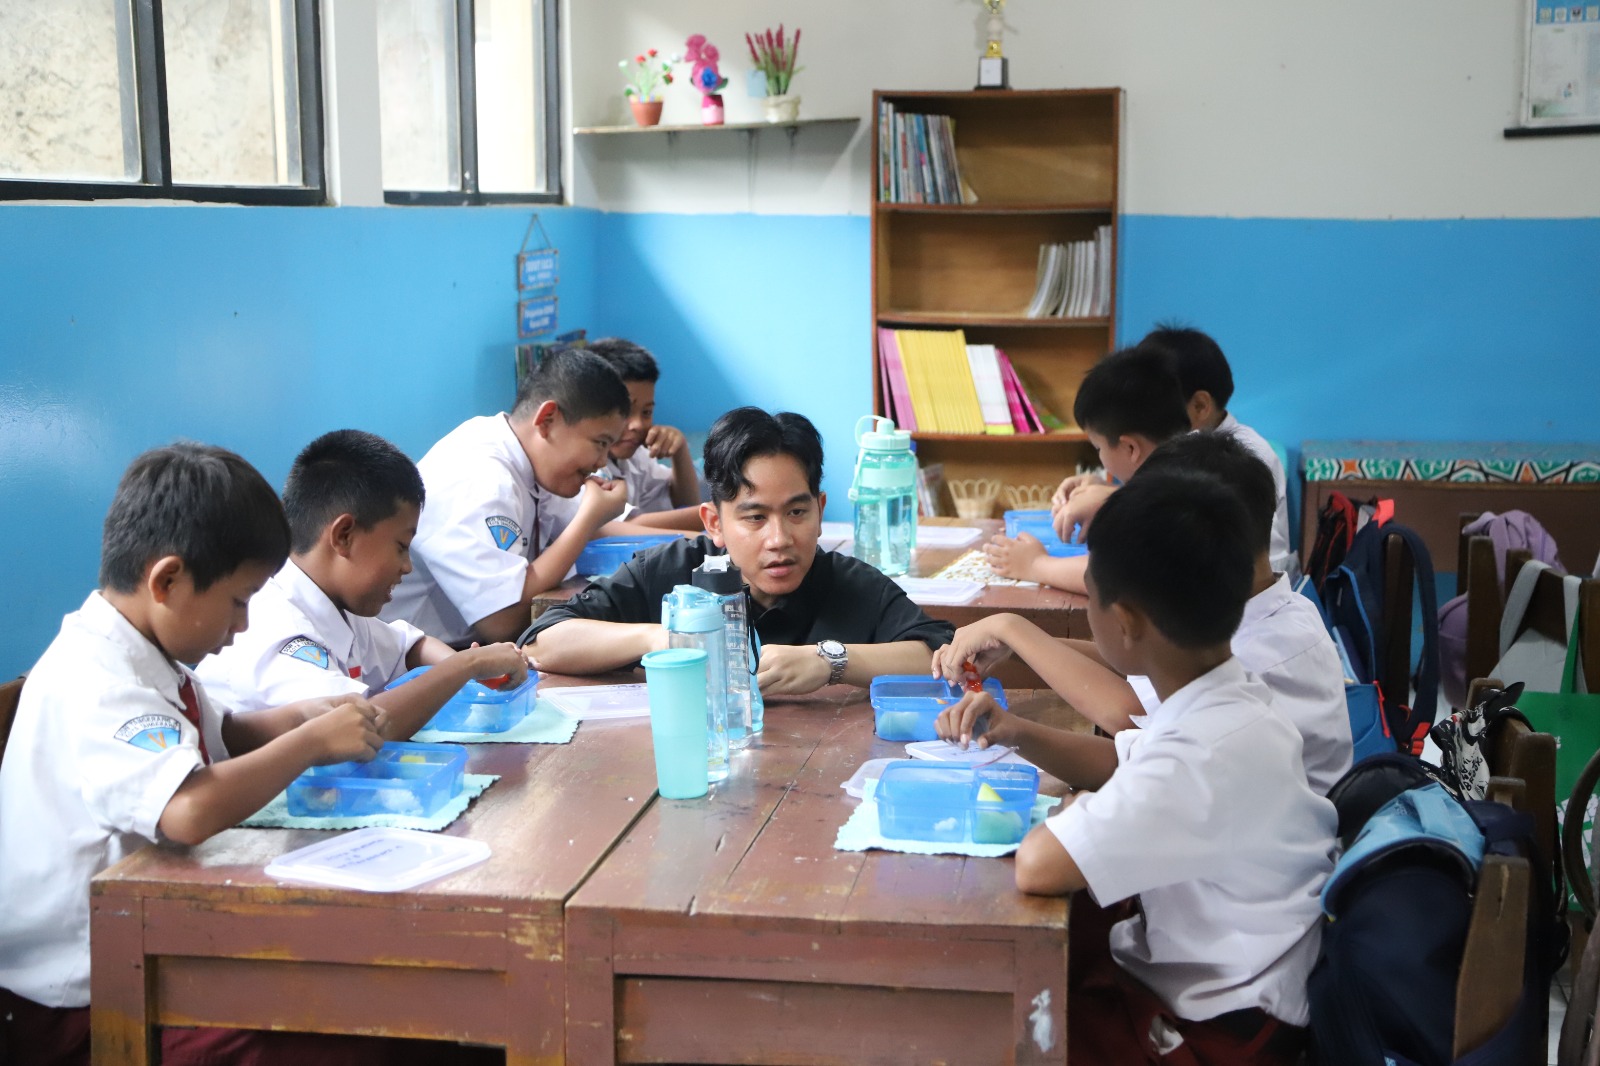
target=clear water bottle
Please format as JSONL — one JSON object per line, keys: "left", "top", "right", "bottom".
{"left": 691, "top": 555, "right": 757, "bottom": 748}
{"left": 848, "top": 415, "right": 918, "bottom": 576}
{"left": 660, "top": 586, "right": 730, "bottom": 782}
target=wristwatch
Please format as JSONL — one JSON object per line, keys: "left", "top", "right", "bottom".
{"left": 816, "top": 639, "right": 848, "bottom": 685}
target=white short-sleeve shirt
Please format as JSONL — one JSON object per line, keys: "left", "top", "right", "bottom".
{"left": 383, "top": 414, "right": 563, "bottom": 644}
{"left": 1048, "top": 657, "right": 1337, "bottom": 1026}
{"left": 1128, "top": 575, "right": 1352, "bottom": 794}
{"left": 542, "top": 448, "right": 677, "bottom": 538}
{"left": 1218, "top": 413, "right": 1296, "bottom": 578}
{"left": 0, "top": 593, "right": 230, "bottom": 1008}
{"left": 196, "top": 560, "right": 426, "bottom": 711}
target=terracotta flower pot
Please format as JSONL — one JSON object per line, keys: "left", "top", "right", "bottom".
{"left": 629, "top": 99, "right": 664, "bottom": 127}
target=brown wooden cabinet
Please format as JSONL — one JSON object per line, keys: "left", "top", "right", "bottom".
{"left": 871, "top": 88, "right": 1123, "bottom": 511}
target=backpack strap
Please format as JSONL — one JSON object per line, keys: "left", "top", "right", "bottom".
{"left": 1379, "top": 523, "right": 1441, "bottom": 751}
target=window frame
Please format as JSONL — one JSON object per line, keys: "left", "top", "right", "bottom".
{"left": 0, "top": 0, "right": 326, "bottom": 205}
{"left": 383, "top": 0, "right": 563, "bottom": 206}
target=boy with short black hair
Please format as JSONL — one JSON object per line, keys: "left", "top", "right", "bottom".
{"left": 543, "top": 337, "right": 704, "bottom": 535}
{"left": 938, "top": 472, "right": 1335, "bottom": 1065}
{"left": 987, "top": 346, "right": 1191, "bottom": 593}
{"left": 1139, "top": 322, "right": 1295, "bottom": 574}
{"left": 384, "top": 347, "right": 632, "bottom": 645}
{"left": 524, "top": 407, "right": 952, "bottom": 694}
{"left": 198, "top": 430, "right": 527, "bottom": 735}
{"left": 0, "top": 444, "right": 386, "bottom": 1065}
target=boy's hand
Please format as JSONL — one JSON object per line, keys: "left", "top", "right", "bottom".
{"left": 935, "top": 690, "right": 1014, "bottom": 750}
{"left": 577, "top": 476, "right": 629, "bottom": 524}
{"left": 644, "top": 423, "right": 688, "bottom": 460}
{"left": 932, "top": 615, "right": 1016, "bottom": 682}
{"left": 1049, "top": 472, "right": 1101, "bottom": 511}
{"left": 984, "top": 533, "right": 1045, "bottom": 581}
{"left": 299, "top": 698, "right": 383, "bottom": 765}
{"left": 467, "top": 642, "right": 529, "bottom": 688}
{"left": 755, "top": 643, "right": 831, "bottom": 695}
{"left": 1056, "top": 483, "right": 1116, "bottom": 542}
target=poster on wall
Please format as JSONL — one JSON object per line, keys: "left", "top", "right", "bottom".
{"left": 1517, "top": 0, "right": 1600, "bottom": 131}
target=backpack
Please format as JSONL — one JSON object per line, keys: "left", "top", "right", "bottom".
{"left": 1437, "top": 511, "right": 1564, "bottom": 709}
{"left": 1306, "top": 491, "right": 1391, "bottom": 592}
{"left": 1308, "top": 765, "right": 1566, "bottom": 1066}
{"left": 1295, "top": 575, "right": 1397, "bottom": 765}
{"left": 1322, "top": 513, "right": 1440, "bottom": 754}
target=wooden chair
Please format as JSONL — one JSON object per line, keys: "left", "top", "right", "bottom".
{"left": 1456, "top": 775, "right": 1538, "bottom": 1062}
{"left": 0, "top": 676, "right": 22, "bottom": 764}
{"left": 1562, "top": 744, "right": 1600, "bottom": 1066}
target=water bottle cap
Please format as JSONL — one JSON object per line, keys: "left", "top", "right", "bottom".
{"left": 854, "top": 414, "right": 912, "bottom": 453}
{"left": 691, "top": 554, "right": 744, "bottom": 594}
{"left": 661, "top": 586, "right": 723, "bottom": 633}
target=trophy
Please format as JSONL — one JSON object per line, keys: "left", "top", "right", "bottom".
{"left": 977, "top": 0, "right": 1010, "bottom": 89}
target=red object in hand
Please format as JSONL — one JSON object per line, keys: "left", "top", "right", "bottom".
{"left": 961, "top": 660, "right": 983, "bottom": 692}
{"left": 481, "top": 674, "right": 511, "bottom": 690}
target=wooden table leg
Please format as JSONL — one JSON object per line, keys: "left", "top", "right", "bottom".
{"left": 1012, "top": 932, "right": 1069, "bottom": 1065}
{"left": 564, "top": 909, "right": 616, "bottom": 1066}
{"left": 507, "top": 912, "right": 565, "bottom": 1066}
{"left": 89, "top": 889, "right": 154, "bottom": 1066}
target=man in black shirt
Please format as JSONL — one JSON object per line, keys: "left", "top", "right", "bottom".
{"left": 523, "top": 408, "right": 952, "bottom": 695}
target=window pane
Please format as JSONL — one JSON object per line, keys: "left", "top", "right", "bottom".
{"left": 0, "top": 0, "right": 139, "bottom": 182}
{"left": 378, "top": 0, "right": 461, "bottom": 191}
{"left": 475, "top": 0, "right": 544, "bottom": 193}
{"left": 163, "top": 0, "right": 302, "bottom": 187}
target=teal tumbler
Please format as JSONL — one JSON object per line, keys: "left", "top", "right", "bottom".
{"left": 642, "top": 648, "right": 712, "bottom": 799}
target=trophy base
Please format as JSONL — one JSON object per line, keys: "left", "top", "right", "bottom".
{"left": 976, "top": 56, "right": 1010, "bottom": 90}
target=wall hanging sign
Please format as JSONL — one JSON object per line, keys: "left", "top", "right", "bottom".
{"left": 1510, "top": 0, "right": 1600, "bottom": 136}
{"left": 518, "top": 294, "right": 559, "bottom": 339}
{"left": 515, "top": 213, "right": 560, "bottom": 339}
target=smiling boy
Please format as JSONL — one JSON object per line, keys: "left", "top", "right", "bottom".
{"left": 383, "top": 348, "right": 632, "bottom": 645}
{"left": 522, "top": 407, "right": 952, "bottom": 695}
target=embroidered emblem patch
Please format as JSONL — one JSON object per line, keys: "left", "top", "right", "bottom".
{"left": 486, "top": 514, "right": 522, "bottom": 551}
{"left": 114, "top": 715, "right": 184, "bottom": 752}
{"left": 280, "top": 636, "right": 332, "bottom": 669}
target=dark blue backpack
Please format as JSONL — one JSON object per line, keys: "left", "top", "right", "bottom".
{"left": 1322, "top": 513, "right": 1440, "bottom": 754}
{"left": 1308, "top": 757, "right": 1565, "bottom": 1066}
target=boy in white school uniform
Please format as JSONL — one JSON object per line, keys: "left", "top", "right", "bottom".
{"left": 382, "top": 347, "right": 631, "bottom": 645}
{"left": 543, "top": 338, "right": 704, "bottom": 536}
{"left": 198, "top": 430, "right": 527, "bottom": 734}
{"left": 0, "top": 444, "right": 390, "bottom": 1066}
{"left": 937, "top": 432, "right": 1351, "bottom": 793}
{"left": 937, "top": 472, "right": 1336, "bottom": 1065}
{"left": 1140, "top": 323, "right": 1296, "bottom": 576}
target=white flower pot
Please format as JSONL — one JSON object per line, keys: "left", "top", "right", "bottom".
{"left": 762, "top": 94, "right": 801, "bottom": 123}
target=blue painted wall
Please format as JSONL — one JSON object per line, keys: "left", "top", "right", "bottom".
{"left": 0, "top": 205, "right": 600, "bottom": 678}
{"left": 3, "top": 206, "right": 1597, "bottom": 678}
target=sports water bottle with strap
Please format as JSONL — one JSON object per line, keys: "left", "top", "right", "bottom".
{"left": 848, "top": 415, "right": 918, "bottom": 576}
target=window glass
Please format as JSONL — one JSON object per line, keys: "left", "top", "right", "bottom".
{"left": 474, "top": 0, "right": 544, "bottom": 193}
{"left": 377, "top": 0, "right": 461, "bottom": 192}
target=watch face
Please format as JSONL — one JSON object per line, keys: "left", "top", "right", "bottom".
{"left": 820, "top": 640, "right": 845, "bottom": 657}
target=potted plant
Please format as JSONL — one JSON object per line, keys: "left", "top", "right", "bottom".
{"left": 681, "top": 35, "right": 728, "bottom": 126}
{"left": 746, "top": 25, "right": 802, "bottom": 123}
{"left": 619, "top": 48, "right": 672, "bottom": 127}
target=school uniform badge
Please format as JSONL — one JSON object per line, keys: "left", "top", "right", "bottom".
{"left": 280, "top": 636, "right": 332, "bottom": 669}
{"left": 114, "top": 715, "right": 184, "bottom": 752}
{"left": 486, "top": 515, "right": 522, "bottom": 551}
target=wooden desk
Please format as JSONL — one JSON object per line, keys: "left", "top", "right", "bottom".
{"left": 90, "top": 700, "right": 660, "bottom": 1066}
{"left": 566, "top": 689, "right": 1076, "bottom": 1065}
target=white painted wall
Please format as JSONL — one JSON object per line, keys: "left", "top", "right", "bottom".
{"left": 566, "top": 0, "right": 1600, "bottom": 219}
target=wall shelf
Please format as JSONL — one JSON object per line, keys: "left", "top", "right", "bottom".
{"left": 574, "top": 117, "right": 859, "bottom": 137}
{"left": 878, "top": 311, "right": 1111, "bottom": 329}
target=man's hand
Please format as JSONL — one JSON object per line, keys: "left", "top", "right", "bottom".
{"left": 930, "top": 615, "right": 1017, "bottom": 683}
{"left": 1056, "top": 483, "right": 1116, "bottom": 542}
{"left": 984, "top": 533, "right": 1046, "bottom": 581}
{"left": 934, "top": 690, "right": 1015, "bottom": 750}
{"left": 644, "top": 423, "right": 688, "bottom": 461}
{"left": 577, "top": 476, "right": 629, "bottom": 525}
{"left": 298, "top": 698, "right": 383, "bottom": 765}
{"left": 755, "top": 643, "right": 832, "bottom": 696}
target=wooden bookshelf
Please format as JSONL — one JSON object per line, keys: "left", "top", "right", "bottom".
{"left": 871, "top": 88, "right": 1122, "bottom": 515}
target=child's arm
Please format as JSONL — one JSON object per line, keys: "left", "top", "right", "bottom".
{"left": 932, "top": 614, "right": 1142, "bottom": 733}
{"left": 1056, "top": 482, "right": 1116, "bottom": 542}
{"left": 472, "top": 477, "right": 630, "bottom": 642}
{"left": 1015, "top": 817, "right": 1088, "bottom": 895}
{"left": 933, "top": 690, "right": 1119, "bottom": 788}
{"left": 373, "top": 641, "right": 529, "bottom": 740}
{"left": 525, "top": 618, "right": 668, "bottom": 674}
{"left": 754, "top": 640, "right": 933, "bottom": 696}
{"left": 644, "top": 423, "right": 701, "bottom": 508}
{"left": 618, "top": 506, "right": 706, "bottom": 533}
{"left": 982, "top": 534, "right": 1089, "bottom": 594}
{"left": 159, "top": 699, "right": 383, "bottom": 845}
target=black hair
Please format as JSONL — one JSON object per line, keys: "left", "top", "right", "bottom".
{"left": 587, "top": 337, "right": 660, "bottom": 384}
{"left": 283, "top": 430, "right": 425, "bottom": 555}
{"left": 1136, "top": 431, "right": 1276, "bottom": 556}
{"left": 703, "top": 407, "right": 824, "bottom": 504}
{"left": 1138, "top": 322, "right": 1234, "bottom": 408}
{"left": 511, "top": 345, "right": 631, "bottom": 423}
{"left": 1071, "top": 346, "right": 1191, "bottom": 445}
{"left": 1085, "top": 469, "right": 1254, "bottom": 649}
{"left": 100, "top": 443, "right": 290, "bottom": 594}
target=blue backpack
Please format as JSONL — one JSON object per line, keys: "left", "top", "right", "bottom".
{"left": 1308, "top": 759, "right": 1565, "bottom": 1066}
{"left": 1295, "top": 576, "right": 1396, "bottom": 764}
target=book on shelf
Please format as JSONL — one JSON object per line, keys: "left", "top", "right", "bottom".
{"left": 877, "top": 108, "right": 973, "bottom": 205}
{"left": 1023, "top": 225, "right": 1113, "bottom": 319}
{"left": 876, "top": 327, "right": 1074, "bottom": 436}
